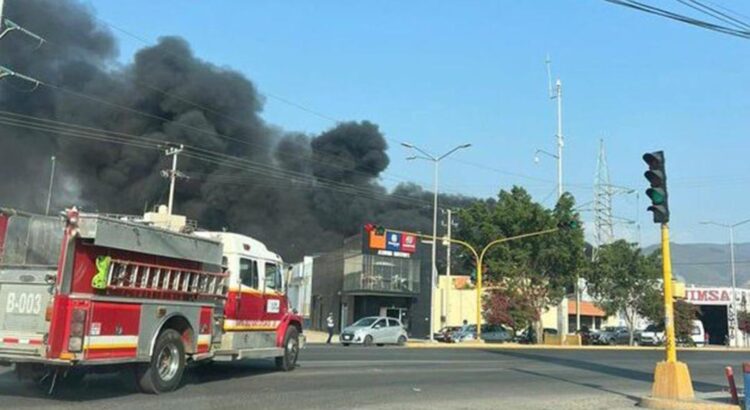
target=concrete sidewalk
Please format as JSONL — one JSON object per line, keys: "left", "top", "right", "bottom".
{"left": 304, "top": 329, "right": 336, "bottom": 344}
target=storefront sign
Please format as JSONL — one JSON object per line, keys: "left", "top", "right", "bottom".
{"left": 369, "top": 230, "right": 386, "bottom": 250}
{"left": 377, "top": 250, "right": 410, "bottom": 258}
{"left": 386, "top": 231, "right": 402, "bottom": 251}
{"left": 401, "top": 234, "right": 417, "bottom": 253}
{"left": 686, "top": 288, "right": 736, "bottom": 305}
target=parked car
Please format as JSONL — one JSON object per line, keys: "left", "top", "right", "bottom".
{"left": 575, "top": 326, "right": 595, "bottom": 345}
{"left": 340, "top": 316, "right": 408, "bottom": 346}
{"left": 434, "top": 326, "right": 462, "bottom": 343}
{"left": 453, "top": 324, "right": 512, "bottom": 343}
{"left": 515, "top": 327, "right": 559, "bottom": 344}
{"left": 639, "top": 324, "right": 665, "bottom": 346}
{"left": 595, "top": 326, "right": 629, "bottom": 345}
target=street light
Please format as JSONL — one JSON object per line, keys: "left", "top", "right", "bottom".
{"left": 407, "top": 227, "right": 560, "bottom": 341}
{"left": 533, "top": 147, "right": 567, "bottom": 340}
{"left": 402, "top": 142, "right": 471, "bottom": 342}
{"left": 700, "top": 219, "right": 750, "bottom": 347}
{"left": 534, "top": 148, "right": 558, "bottom": 165}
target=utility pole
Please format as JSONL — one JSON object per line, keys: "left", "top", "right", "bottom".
{"left": 162, "top": 144, "right": 185, "bottom": 215}
{"left": 45, "top": 156, "right": 55, "bottom": 215}
{"left": 542, "top": 56, "right": 567, "bottom": 340}
{"left": 0, "top": 0, "right": 44, "bottom": 88}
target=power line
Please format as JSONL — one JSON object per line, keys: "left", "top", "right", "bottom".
{"left": 702, "top": 0, "right": 750, "bottom": 22}
{"left": 0, "top": 110, "right": 435, "bottom": 207}
{"left": 4, "top": 28, "right": 417, "bottom": 185}
{"left": 32, "top": 80, "right": 426, "bottom": 188}
{"left": 8, "top": 4, "right": 590, "bottom": 197}
{"left": 603, "top": 0, "right": 750, "bottom": 39}
{"left": 677, "top": 0, "right": 750, "bottom": 31}
{"left": 91, "top": 13, "right": 580, "bottom": 191}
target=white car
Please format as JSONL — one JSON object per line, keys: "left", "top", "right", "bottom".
{"left": 690, "top": 320, "right": 706, "bottom": 346}
{"left": 339, "top": 317, "right": 408, "bottom": 346}
{"left": 639, "top": 324, "right": 665, "bottom": 346}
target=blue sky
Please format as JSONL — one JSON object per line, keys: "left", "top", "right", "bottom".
{"left": 88, "top": 0, "right": 750, "bottom": 246}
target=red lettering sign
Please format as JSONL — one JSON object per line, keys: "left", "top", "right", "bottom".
{"left": 687, "top": 288, "right": 732, "bottom": 305}
{"left": 401, "top": 234, "right": 417, "bottom": 253}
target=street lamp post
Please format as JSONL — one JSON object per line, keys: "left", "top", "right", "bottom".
{"left": 700, "top": 219, "right": 750, "bottom": 347}
{"left": 408, "top": 227, "right": 560, "bottom": 341}
{"left": 402, "top": 142, "right": 471, "bottom": 342}
{"left": 534, "top": 148, "right": 569, "bottom": 339}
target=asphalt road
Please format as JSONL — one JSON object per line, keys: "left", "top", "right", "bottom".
{"left": 0, "top": 345, "right": 745, "bottom": 409}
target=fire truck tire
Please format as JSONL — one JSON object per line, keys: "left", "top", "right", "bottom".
{"left": 136, "top": 329, "right": 186, "bottom": 394}
{"left": 275, "top": 326, "right": 299, "bottom": 372}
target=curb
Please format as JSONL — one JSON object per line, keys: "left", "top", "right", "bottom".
{"left": 404, "top": 342, "right": 750, "bottom": 352}
{"left": 639, "top": 396, "right": 740, "bottom": 410}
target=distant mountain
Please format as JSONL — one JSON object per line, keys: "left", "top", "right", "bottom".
{"left": 643, "top": 243, "right": 750, "bottom": 287}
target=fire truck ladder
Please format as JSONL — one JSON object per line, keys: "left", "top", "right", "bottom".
{"left": 105, "top": 259, "right": 227, "bottom": 298}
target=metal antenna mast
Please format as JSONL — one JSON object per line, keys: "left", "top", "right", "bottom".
{"left": 593, "top": 139, "right": 615, "bottom": 253}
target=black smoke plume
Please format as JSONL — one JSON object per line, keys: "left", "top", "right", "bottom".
{"left": 0, "top": 0, "right": 476, "bottom": 261}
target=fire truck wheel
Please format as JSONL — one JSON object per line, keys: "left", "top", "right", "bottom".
{"left": 275, "top": 327, "right": 299, "bottom": 372}
{"left": 136, "top": 329, "right": 186, "bottom": 394}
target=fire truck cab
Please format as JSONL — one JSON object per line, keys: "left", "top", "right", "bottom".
{"left": 0, "top": 208, "right": 303, "bottom": 394}
{"left": 194, "top": 231, "right": 302, "bottom": 361}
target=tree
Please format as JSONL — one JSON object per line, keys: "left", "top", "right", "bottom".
{"left": 640, "top": 292, "right": 700, "bottom": 345}
{"left": 483, "top": 286, "right": 539, "bottom": 335}
{"left": 585, "top": 240, "right": 660, "bottom": 345}
{"left": 456, "top": 187, "right": 586, "bottom": 342}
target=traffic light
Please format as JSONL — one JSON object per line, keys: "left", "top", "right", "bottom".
{"left": 364, "top": 223, "right": 386, "bottom": 235}
{"left": 642, "top": 150, "right": 669, "bottom": 224}
{"left": 557, "top": 220, "right": 579, "bottom": 230}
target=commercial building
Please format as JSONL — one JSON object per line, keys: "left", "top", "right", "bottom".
{"left": 304, "top": 227, "right": 433, "bottom": 338}
{"left": 431, "top": 274, "right": 616, "bottom": 336}
{"left": 685, "top": 285, "right": 750, "bottom": 346}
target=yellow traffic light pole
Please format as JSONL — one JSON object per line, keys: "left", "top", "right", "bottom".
{"left": 661, "top": 224, "right": 677, "bottom": 363}
{"left": 649, "top": 223, "right": 694, "bottom": 401}
{"left": 412, "top": 227, "right": 558, "bottom": 340}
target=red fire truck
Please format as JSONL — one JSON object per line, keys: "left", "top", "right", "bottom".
{"left": 0, "top": 207, "right": 304, "bottom": 393}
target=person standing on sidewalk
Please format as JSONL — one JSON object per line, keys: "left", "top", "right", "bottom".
{"left": 326, "top": 312, "right": 335, "bottom": 344}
